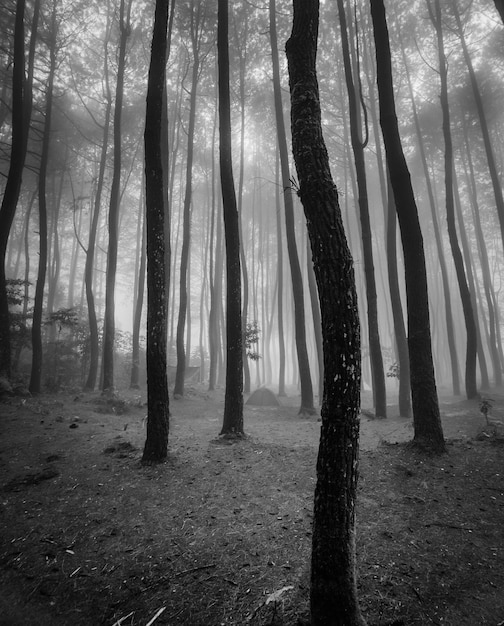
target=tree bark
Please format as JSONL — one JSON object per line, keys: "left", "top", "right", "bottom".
{"left": 370, "top": 0, "right": 445, "bottom": 453}
{"left": 286, "top": 1, "right": 366, "bottom": 623}
{"left": 142, "top": 0, "right": 170, "bottom": 465}
{"left": 218, "top": 0, "right": 244, "bottom": 436}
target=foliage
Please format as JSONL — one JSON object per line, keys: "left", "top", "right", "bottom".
{"left": 387, "top": 362, "right": 400, "bottom": 379}
{"left": 244, "top": 321, "right": 261, "bottom": 361}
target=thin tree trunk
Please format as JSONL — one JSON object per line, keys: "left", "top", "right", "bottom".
{"left": 275, "top": 149, "right": 286, "bottom": 397}
{"left": 370, "top": 0, "right": 445, "bottom": 453}
{"left": 429, "top": 0, "right": 478, "bottom": 399}
{"left": 400, "top": 32, "right": 461, "bottom": 396}
{"left": 270, "top": 0, "right": 315, "bottom": 415}
{"left": 30, "top": 1, "right": 57, "bottom": 394}
{"left": 218, "top": 0, "right": 244, "bottom": 436}
{"left": 102, "top": 0, "right": 132, "bottom": 393}
{"left": 337, "top": 0, "right": 386, "bottom": 418}
{"left": 131, "top": 189, "right": 146, "bottom": 389}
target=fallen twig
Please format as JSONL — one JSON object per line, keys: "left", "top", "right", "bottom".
{"left": 145, "top": 606, "right": 166, "bottom": 626}
{"left": 174, "top": 563, "right": 216, "bottom": 577}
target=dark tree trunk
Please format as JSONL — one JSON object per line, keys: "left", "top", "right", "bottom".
{"left": 429, "top": 0, "right": 478, "bottom": 399}
{"left": 286, "top": 1, "right": 366, "bottom": 624}
{"left": 400, "top": 35, "right": 461, "bottom": 396}
{"left": 102, "top": 0, "right": 131, "bottom": 393}
{"left": 336, "top": 0, "right": 386, "bottom": 418}
{"left": 30, "top": 2, "right": 57, "bottom": 394}
{"left": 270, "top": 0, "right": 315, "bottom": 415}
{"left": 218, "top": 0, "right": 244, "bottom": 436}
{"left": 0, "top": 0, "right": 34, "bottom": 381}
{"left": 306, "top": 236, "right": 324, "bottom": 403}
{"left": 370, "top": 0, "right": 445, "bottom": 453}
{"left": 142, "top": 0, "right": 170, "bottom": 465}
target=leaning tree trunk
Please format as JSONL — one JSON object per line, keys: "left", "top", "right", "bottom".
{"left": 218, "top": 0, "right": 244, "bottom": 436}
{"left": 142, "top": 0, "right": 170, "bottom": 465}
{"left": 269, "top": 0, "right": 315, "bottom": 415}
{"left": 286, "top": 1, "right": 366, "bottom": 624}
{"left": 370, "top": 0, "right": 445, "bottom": 453}
{"left": 429, "top": 0, "right": 477, "bottom": 400}
{"left": 400, "top": 35, "right": 461, "bottom": 396}
{"left": 337, "top": 0, "right": 386, "bottom": 418}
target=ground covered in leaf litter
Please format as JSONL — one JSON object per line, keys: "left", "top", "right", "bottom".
{"left": 0, "top": 385, "right": 503, "bottom": 626}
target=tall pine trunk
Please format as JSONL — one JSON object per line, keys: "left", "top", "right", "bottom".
{"left": 269, "top": 0, "right": 315, "bottom": 415}
{"left": 286, "top": 2, "right": 365, "bottom": 623}
{"left": 142, "top": 0, "right": 170, "bottom": 465}
{"left": 218, "top": 0, "right": 244, "bottom": 436}
{"left": 370, "top": 0, "right": 445, "bottom": 453}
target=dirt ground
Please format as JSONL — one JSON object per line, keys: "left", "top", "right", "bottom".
{"left": 0, "top": 385, "right": 503, "bottom": 625}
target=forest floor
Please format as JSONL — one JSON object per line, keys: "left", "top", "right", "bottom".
{"left": 0, "top": 384, "right": 503, "bottom": 626}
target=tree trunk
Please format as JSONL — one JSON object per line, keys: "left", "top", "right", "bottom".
{"left": 400, "top": 34, "right": 461, "bottom": 396}
{"left": 0, "top": 0, "right": 35, "bottom": 381}
{"left": 370, "top": 0, "right": 445, "bottom": 453}
{"left": 30, "top": 1, "right": 57, "bottom": 394}
{"left": 131, "top": 191, "right": 146, "bottom": 389}
{"left": 386, "top": 172, "right": 411, "bottom": 417}
{"left": 429, "top": 0, "right": 478, "bottom": 399}
{"left": 269, "top": 0, "right": 315, "bottom": 415}
{"left": 336, "top": 0, "right": 386, "bottom": 418}
{"left": 286, "top": 2, "right": 366, "bottom": 623}
{"left": 275, "top": 149, "right": 286, "bottom": 397}
{"left": 494, "top": 0, "right": 504, "bottom": 22}
{"left": 102, "top": 0, "right": 131, "bottom": 393}
{"left": 142, "top": 0, "right": 170, "bottom": 465}
{"left": 218, "top": 0, "right": 244, "bottom": 436}
{"left": 174, "top": 6, "right": 204, "bottom": 398}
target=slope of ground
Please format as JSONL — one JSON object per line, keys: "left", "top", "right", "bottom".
{"left": 0, "top": 386, "right": 503, "bottom": 625}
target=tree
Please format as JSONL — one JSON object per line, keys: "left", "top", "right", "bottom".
{"left": 269, "top": 0, "right": 315, "bottom": 416}
{"left": 428, "top": 0, "right": 477, "bottom": 400}
{"left": 0, "top": 0, "right": 35, "bottom": 381}
{"left": 218, "top": 0, "right": 244, "bottom": 436}
{"left": 102, "top": 0, "right": 132, "bottom": 393}
{"left": 370, "top": 0, "right": 445, "bottom": 453}
{"left": 142, "top": 0, "right": 170, "bottom": 465}
{"left": 286, "top": 1, "right": 366, "bottom": 623}
{"left": 30, "top": 0, "right": 58, "bottom": 394}
{"left": 174, "top": 0, "right": 207, "bottom": 398}
{"left": 494, "top": 0, "right": 504, "bottom": 24}
{"left": 336, "top": 0, "right": 386, "bottom": 418}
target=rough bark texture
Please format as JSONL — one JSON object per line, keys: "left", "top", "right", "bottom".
{"left": 142, "top": 0, "right": 170, "bottom": 465}
{"left": 270, "top": 0, "right": 315, "bottom": 416}
{"left": 370, "top": 0, "right": 445, "bottom": 453}
{"left": 286, "top": 1, "right": 365, "bottom": 624}
{"left": 218, "top": 0, "right": 244, "bottom": 436}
